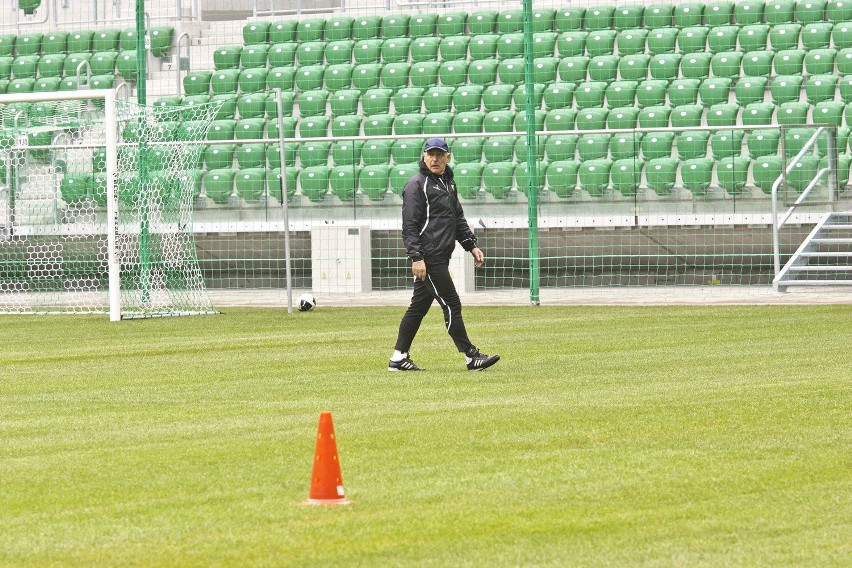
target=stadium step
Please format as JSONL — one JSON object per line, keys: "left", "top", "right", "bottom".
{"left": 774, "top": 211, "right": 852, "bottom": 292}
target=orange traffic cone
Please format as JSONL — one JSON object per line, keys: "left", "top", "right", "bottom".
{"left": 305, "top": 411, "right": 352, "bottom": 506}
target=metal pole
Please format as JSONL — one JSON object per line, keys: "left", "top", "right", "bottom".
{"left": 522, "top": 0, "right": 540, "bottom": 305}
{"left": 136, "top": 0, "right": 152, "bottom": 305}
{"left": 275, "top": 89, "right": 294, "bottom": 313}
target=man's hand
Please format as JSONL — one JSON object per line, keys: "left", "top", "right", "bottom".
{"left": 471, "top": 247, "right": 485, "bottom": 267}
{"left": 412, "top": 260, "right": 427, "bottom": 280}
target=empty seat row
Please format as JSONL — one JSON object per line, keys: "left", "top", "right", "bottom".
{"left": 240, "top": 2, "right": 852, "bottom": 44}
{"left": 0, "top": 52, "right": 140, "bottom": 81}
{"left": 0, "top": 28, "right": 173, "bottom": 58}
{"left": 0, "top": 74, "right": 114, "bottom": 94}
{"left": 219, "top": 22, "right": 852, "bottom": 72}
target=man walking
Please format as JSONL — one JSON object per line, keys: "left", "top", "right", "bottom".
{"left": 388, "top": 138, "right": 500, "bottom": 372}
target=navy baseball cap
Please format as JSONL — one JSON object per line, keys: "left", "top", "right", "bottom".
{"left": 423, "top": 138, "right": 450, "bottom": 153}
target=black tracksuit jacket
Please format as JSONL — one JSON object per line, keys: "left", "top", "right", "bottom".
{"left": 401, "top": 160, "right": 478, "bottom": 264}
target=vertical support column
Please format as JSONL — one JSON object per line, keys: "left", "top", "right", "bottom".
{"left": 104, "top": 90, "right": 121, "bottom": 321}
{"left": 311, "top": 224, "right": 372, "bottom": 294}
{"left": 450, "top": 240, "right": 476, "bottom": 294}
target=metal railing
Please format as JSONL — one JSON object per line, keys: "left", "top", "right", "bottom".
{"left": 771, "top": 126, "right": 838, "bottom": 276}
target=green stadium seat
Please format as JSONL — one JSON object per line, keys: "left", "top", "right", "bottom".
{"left": 785, "top": 154, "right": 821, "bottom": 192}
{"left": 299, "top": 166, "right": 330, "bottom": 202}
{"left": 770, "top": 75, "right": 803, "bottom": 105}
{"left": 681, "top": 157, "right": 715, "bottom": 195}
{"left": 483, "top": 136, "right": 517, "bottom": 162}
{"left": 707, "top": 25, "right": 739, "bottom": 54}
{"left": 440, "top": 35, "right": 470, "bottom": 61}
{"left": 451, "top": 138, "right": 484, "bottom": 164}
{"left": 15, "top": 33, "right": 42, "bottom": 56}
{"left": 545, "top": 160, "right": 580, "bottom": 198}
{"left": 680, "top": 52, "right": 713, "bottom": 80}
{"left": 642, "top": 132, "right": 676, "bottom": 160}
{"left": 331, "top": 114, "right": 362, "bottom": 137}
{"left": 710, "top": 129, "right": 746, "bottom": 160}
{"left": 802, "top": 22, "right": 834, "bottom": 49}
{"left": 381, "top": 38, "right": 410, "bottom": 64}
{"left": 544, "top": 135, "right": 579, "bottom": 162}
{"left": 240, "top": 21, "right": 269, "bottom": 44}
{"left": 603, "top": 80, "right": 637, "bottom": 108}
{"left": 615, "top": 5, "right": 645, "bottom": 29}
{"left": 118, "top": 28, "right": 138, "bottom": 51}
{"left": 498, "top": 58, "right": 526, "bottom": 85}
{"left": 0, "top": 34, "right": 15, "bottom": 58}
{"left": 770, "top": 23, "right": 802, "bottom": 50}
{"left": 11, "top": 55, "right": 38, "bottom": 79}
{"left": 115, "top": 50, "right": 138, "bottom": 81}
{"left": 480, "top": 162, "right": 515, "bottom": 199}
{"left": 149, "top": 26, "right": 174, "bottom": 58}
{"left": 352, "top": 63, "right": 383, "bottom": 91}
{"left": 204, "top": 144, "right": 235, "bottom": 170}
{"left": 706, "top": 103, "right": 740, "bottom": 126}
{"left": 483, "top": 84, "right": 515, "bottom": 111}
{"left": 391, "top": 87, "right": 422, "bottom": 115}
{"left": 183, "top": 71, "right": 212, "bottom": 96}
{"left": 645, "top": 3, "right": 676, "bottom": 27}
{"left": 61, "top": 52, "right": 88, "bottom": 79}
{"left": 331, "top": 140, "right": 363, "bottom": 166}
{"left": 609, "top": 132, "right": 642, "bottom": 160}
{"left": 359, "top": 165, "right": 391, "bottom": 200}
{"left": 668, "top": 79, "right": 701, "bottom": 107}
{"left": 544, "top": 82, "right": 576, "bottom": 110}
{"left": 773, "top": 49, "right": 805, "bottom": 75}
{"left": 388, "top": 139, "right": 421, "bottom": 166}
{"left": 238, "top": 93, "right": 268, "bottom": 119}
{"left": 717, "top": 156, "right": 751, "bottom": 195}
{"left": 214, "top": 45, "right": 242, "bottom": 70}
{"left": 617, "top": 28, "right": 647, "bottom": 56}
{"left": 742, "top": 50, "right": 775, "bottom": 77}
{"left": 674, "top": 2, "right": 705, "bottom": 26}
{"left": 735, "top": 77, "right": 768, "bottom": 106}
{"left": 588, "top": 55, "right": 619, "bottom": 83}
{"left": 813, "top": 100, "right": 845, "bottom": 125}
{"left": 60, "top": 173, "right": 92, "bottom": 203}
{"left": 298, "top": 116, "right": 330, "bottom": 138}
{"left": 574, "top": 81, "right": 607, "bottom": 109}
{"left": 322, "top": 40, "right": 352, "bottom": 66}
{"left": 584, "top": 5, "right": 616, "bottom": 31}
{"left": 323, "top": 16, "right": 353, "bottom": 41}
{"left": 837, "top": 47, "right": 852, "bottom": 74}
{"left": 295, "top": 41, "right": 324, "bottom": 66}
{"left": 829, "top": 0, "right": 852, "bottom": 21}
{"left": 207, "top": 119, "right": 236, "bottom": 141}
{"left": 389, "top": 163, "right": 420, "bottom": 197}
{"left": 576, "top": 107, "right": 609, "bottom": 130}
{"left": 647, "top": 27, "right": 679, "bottom": 55}
{"left": 578, "top": 158, "right": 612, "bottom": 196}
{"left": 650, "top": 53, "right": 682, "bottom": 82}
{"left": 437, "top": 12, "right": 467, "bottom": 36}
{"left": 88, "top": 51, "right": 117, "bottom": 76}
{"left": 746, "top": 130, "right": 781, "bottom": 158}
{"left": 742, "top": 101, "right": 776, "bottom": 125}
{"left": 40, "top": 31, "right": 68, "bottom": 55}
{"left": 677, "top": 26, "right": 710, "bottom": 54}
{"left": 363, "top": 114, "right": 395, "bottom": 136}
{"left": 607, "top": 106, "right": 641, "bottom": 129}
{"left": 558, "top": 56, "right": 590, "bottom": 83}
{"left": 233, "top": 118, "right": 265, "bottom": 141}
{"left": 8, "top": 78, "right": 34, "bottom": 93}
{"left": 296, "top": 18, "right": 325, "bottom": 42}
{"left": 409, "top": 61, "right": 439, "bottom": 89}
{"left": 329, "top": 163, "right": 366, "bottom": 201}
{"left": 267, "top": 67, "right": 295, "bottom": 91}
{"left": 733, "top": 0, "right": 765, "bottom": 25}
{"left": 33, "top": 76, "right": 61, "bottom": 92}
{"left": 380, "top": 14, "right": 409, "bottom": 39}
{"left": 234, "top": 168, "right": 266, "bottom": 203}
{"left": 448, "top": 163, "right": 481, "bottom": 199}
{"left": 240, "top": 44, "right": 270, "bottom": 68}
{"left": 467, "top": 59, "right": 499, "bottom": 87}
{"left": 496, "top": 9, "right": 524, "bottom": 33}
{"left": 439, "top": 60, "right": 469, "bottom": 87}
{"left": 424, "top": 86, "right": 455, "bottom": 113}
{"left": 0, "top": 56, "right": 11, "bottom": 79}
{"left": 90, "top": 29, "right": 118, "bottom": 52}
{"left": 326, "top": 89, "right": 358, "bottom": 117}
{"left": 483, "top": 110, "right": 516, "bottom": 133}
{"left": 352, "top": 15, "right": 382, "bottom": 40}
{"left": 324, "top": 63, "right": 353, "bottom": 91}
{"left": 677, "top": 130, "right": 711, "bottom": 160}
{"left": 360, "top": 88, "right": 391, "bottom": 116}
{"left": 467, "top": 10, "right": 497, "bottom": 35}
{"left": 468, "top": 34, "right": 499, "bottom": 61}
{"left": 295, "top": 89, "right": 328, "bottom": 118}
{"left": 409, "top": 37, "right": 439, "bottom": 64}
{"left": 710, "top": 51, "right": 743, "bottom": 78}
{"left": 557, "top": 31, "right": 588, "bottom": 57}
{"left": 636, "top": 79, "right": 668, "bottom": 108}
{"left": 299, "top": 141, "right": 331, "bottom": 168}
{"left": 359, "top": 140, "right": 392, "bottom": 167}
{"left": 765, "top": 0, "right": 797, "bottom": 23}
{"left": 670, "top": 104, "right": 705, "bottom": 127}
{"left": 266, "top": 117, "right": 297, "bottom": 140}
{"left": 585, "top": 30, "right": 617, "bottom": 57}
{"left": 555, "top": 6, "right": 584, "bottom": 31}
{"left": 409, "top": 13, "right": 437, "bottom": 38}
{"left": 294, "top": 65, "right": 325, "bottom": 92}
{"left": 210, "top": 69, "right": 241, "bottom": 97}
{"left": 236, "top": 144, "right": 267, "bottom": 169}
{"left": 705, "top": 0, "right": 736, "bottom": 25}
{"left": 577, "top": 134, "right": 611, "bottom": 161}
{"left": 532, "top": 32, "right": 558, "bottom": 58}
{"left": 514, "top": 162, "right": 545, "bottom": 198}
{"left": 532, "top": 57, "right": 559, "bottom": 83}
{"left": 454, "top": 85, "right": 484, "bottom": 112}
{"left": 805, "top": 74, "right": 838, "bottom": 104}
{"left": 609, "top": 159, "right": 641, "bottom": 196}
{"left": 618, "top": 53, "right": 651, "bottom": 81}
{"left": 638, "top": 105, "right": 672, "bottom": 128}
{"left": 203, "top": 168, "right": 236, "bottom": 204}
{"left": 352, "top": 39, "right": 381, "bottom": 65}
{"left": 739, "top": 24, "right": 770, "bottom": 52}
{"left": 752, "top": 155, "right": 782, "bottom": 193}
{"left": 797, "top": 0, "right": 829, "bottom": 23}
{"left": 269, "top": 20, "right": 296, "bottom": 43}
{"left": 646, "top": 157, "right": 680, "bottom": 195}
{"left": 513, "top": 83, "right": 546, "bottom": 110}
{"left": 804, "top": 48, "right": 836, "bottom": 75}
{"left": 545, "top": 108, "right": 578, "bottom": 131}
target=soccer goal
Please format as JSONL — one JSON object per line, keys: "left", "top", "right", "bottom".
{"left": 0, "top": 89, "right": 218, "bottom": 320}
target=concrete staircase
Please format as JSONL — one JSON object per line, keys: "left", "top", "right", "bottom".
{"left": 774, "top": 211, "right": 852, "bottom": 292}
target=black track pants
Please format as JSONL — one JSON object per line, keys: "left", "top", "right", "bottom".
{"left": 394, "top": 258, "right": 474, "bottom": 354}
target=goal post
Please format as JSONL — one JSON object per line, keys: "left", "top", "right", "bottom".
{"left": 0, "top": 89, "right": 218, "bottom": 320}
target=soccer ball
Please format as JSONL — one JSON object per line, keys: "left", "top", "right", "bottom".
{"left": 298, "top": 293, "right": 316, "bottom": 312}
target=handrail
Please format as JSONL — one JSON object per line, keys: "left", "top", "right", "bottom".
{"left": 771, "top": 126, "right": 838, "bottom": 276}
{"left": 175, "top": 32, "right": 191, "bottom": 95}
{"left": 75, "top": 59, "right": 92, "bottom": 89}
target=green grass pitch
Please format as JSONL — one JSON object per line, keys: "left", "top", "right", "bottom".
{"left": 2, "top": 305, "right": 850, "bottom": 566}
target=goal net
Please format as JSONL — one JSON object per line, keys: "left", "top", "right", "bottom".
{"left": 0, "top": 90, "right": 218, "bottom": 320}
